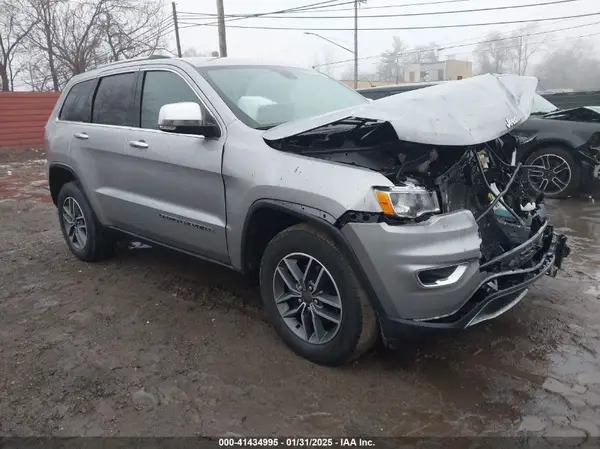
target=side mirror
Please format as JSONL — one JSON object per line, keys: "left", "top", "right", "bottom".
{"left": 158, "top": 102, "right": 220, "bottom": 137}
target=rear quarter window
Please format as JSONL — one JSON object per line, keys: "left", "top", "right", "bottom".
{"left": 59, "top": 79, "right": 96, "bottom": 122}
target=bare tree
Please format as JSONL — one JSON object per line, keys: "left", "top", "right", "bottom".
{"left": 50, "top": 0, "right": 107, "bottom": 76}
{"left": 474, "top": 32, "right": 517, "bottom": 75}
{"left": 26, "top": 0, "right": 71, "bottom": 91}
{"left": 511, "top": 24, "right": 546, "bottom": 76}
{"left": 313, "top": 48, "right": 336, "bottom": 77}
{"left": 406, "top": 42, "right": 438, "bottom": 64}
{"left": 98, "top": 0, "right": 168, "bottom": 62}
{"left": 0, "top": 0, "right": 38, "bottom": 90}
{"left": 535, "top": 40, "right": 600, "bottom": 91}
{"left": 22, "top": 0, "right": 168, "bottom": 90}
{"left": 378, "top": 36, "right": 407, "bottom": 82}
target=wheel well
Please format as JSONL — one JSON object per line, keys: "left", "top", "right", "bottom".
{"left": 49, "top": 166, "right": 76, "bottom": 205}
{"left": 521, "top": 140, "right": 576, "bottom": 162}
{"left": 242, "top": 207, "right": 304, "bottom": 284}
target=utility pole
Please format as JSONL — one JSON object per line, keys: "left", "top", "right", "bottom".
{"left": 353, "top": 0, "right": 358, "bottom": 88}
{"left": 517, "top": 35, "right": 523, "bottom": 75}
{"left": 216, "top": 0, "right": 228, "bottom": 57}
{"left": 172, "top": 2, "right": 182, "bottom": 57}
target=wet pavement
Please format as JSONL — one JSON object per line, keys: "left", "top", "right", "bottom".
{"left": 0, "top": 155, "right": 599, "bottom": 437}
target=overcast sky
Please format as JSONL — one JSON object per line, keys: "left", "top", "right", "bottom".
{"left": 169, "top": 0, "right": 600, "bottom": 77}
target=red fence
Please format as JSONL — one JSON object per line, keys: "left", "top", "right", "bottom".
{"left": 0, "top": 92, "right": 60, "bottom": 150}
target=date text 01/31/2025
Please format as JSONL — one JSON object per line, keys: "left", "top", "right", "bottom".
{"left": 218, "top": 438, "right": 376, "bottom": 447}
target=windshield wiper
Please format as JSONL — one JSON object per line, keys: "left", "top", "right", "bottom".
{"left": 531, "top": 108, "right": 560, "bottom": 116}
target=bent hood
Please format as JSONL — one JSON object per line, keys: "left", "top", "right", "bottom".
{"left": 263, "top": 73, "right": 538, "bottom": 146}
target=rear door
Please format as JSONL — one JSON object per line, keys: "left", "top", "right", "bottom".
{"left": 68, "top": 70, "right": 138, "bottom": 227}
{"left": 117, "top": 68, "right": 228, "bottom": 262}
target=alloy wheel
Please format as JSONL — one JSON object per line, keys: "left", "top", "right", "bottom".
{"left": 272, "top": 252, "right": 343, "bottom": 345}
{"left": 62, "top": 197, "right": 88, "bottom": 250}
{"left": 527, "top": 154, "right": 572, "bottom": 196}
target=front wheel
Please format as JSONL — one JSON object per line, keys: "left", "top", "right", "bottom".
{"left": 259, "top": 223, "right": 378, "bottom": 366}
{"left": 524, "top": 147, "right": 581, "bottom": 199}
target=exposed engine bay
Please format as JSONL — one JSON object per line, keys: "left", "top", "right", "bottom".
{"left": 266, "top": 117, "right": 570, "bottom": 274}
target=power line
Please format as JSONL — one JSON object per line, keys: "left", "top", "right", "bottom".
{"left": 195, "top": 0, "right": 353, "bottom": 27}
{"left": 124, "top": 18, "right": 173, "bottom": 43}
{"left": 178, "top": 0, "right": 473, "bottom": 17}
{"left": 179, "top": 11, "right": 600, "bottom": 31}
{"left": 279, "top": 0, "right": 474, "bottom": 13}
{"left": 134, "top": 22, "right": 175, "bottom": 46}
{"left": 178, "top": 0, "right": 356, "bottom": 18}
{"left": 312, "top": 19, "right": 600, "bottom": 66}
{"left": 91, "top": 22, "right": 175, "bottom": 62}
{"left": 446, "top": 29, "right": 600, "bottom": 57}
{"left": 178, "top": 0, "right": 582, "bottom": 20}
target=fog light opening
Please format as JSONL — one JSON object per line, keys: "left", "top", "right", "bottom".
{"left": 417, "top": 263, "right": 469, "bottom": 288}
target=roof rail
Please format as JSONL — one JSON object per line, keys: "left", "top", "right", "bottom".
{"left": 93, "top": 54, "right": 172, "bottom": 71}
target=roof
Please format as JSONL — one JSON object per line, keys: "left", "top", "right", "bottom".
{"left": 183, "top": 56, "right": 305, "bottom": 69}
{"left": 66, "top": 56, "right": 310, "bottom": 85}
{"left": 91, "top": 55, "right": 306, "bottom": 72}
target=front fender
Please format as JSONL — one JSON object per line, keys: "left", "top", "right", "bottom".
{"left": 222, "top": 121, "right": 390, "bottom": 271}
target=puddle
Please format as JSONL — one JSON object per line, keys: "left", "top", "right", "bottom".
{"left": 546, "top": 199, "right": 600, "bottom": 279}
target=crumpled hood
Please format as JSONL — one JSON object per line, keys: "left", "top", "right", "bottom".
{"left": 263, "top": 73, "right": 538, "bottom": 146}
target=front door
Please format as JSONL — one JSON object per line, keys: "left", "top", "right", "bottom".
{"left": 118, "top": 68, "right": 229, "bottom": 263}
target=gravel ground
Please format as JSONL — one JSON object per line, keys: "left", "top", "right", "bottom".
{"left": 0, "top": 151, "right": 599, "bottom": 438}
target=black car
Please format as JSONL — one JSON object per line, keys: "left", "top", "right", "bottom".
{"left": 358, "top": 82, "right": 600, "bottom": 199}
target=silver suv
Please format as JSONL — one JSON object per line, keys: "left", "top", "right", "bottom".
{"left": 46, "top": 56, "right": 569, "bottom": 366}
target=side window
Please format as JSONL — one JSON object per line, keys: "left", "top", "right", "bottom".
{"left": 140, "top": 71, "right": 199, "bottom": 130}
{"left": 59, "top": 79, "right": 95, "bottom": 122}
{"left": 92, "top": 72, "right": 137, "bottom": 126}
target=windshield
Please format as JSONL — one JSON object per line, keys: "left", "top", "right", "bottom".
{"left": 532, "top": 93, "right": 559, "bottom": 114}
{"left": 197, "top": 65, "right": 368, "bottom": 129}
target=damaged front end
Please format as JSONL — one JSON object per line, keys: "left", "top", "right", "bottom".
{"left": 263, "top": 74, "right": 569, "bottom": 329}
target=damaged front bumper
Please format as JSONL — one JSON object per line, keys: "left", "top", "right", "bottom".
{"left": 396, "top": 226, "right": 567, "bottom": 330}
{"left": 577, "top": 142, "right": 600, "bottom": 193}
{"left": 341, "top": 209, "right": 569, "bottom": 345}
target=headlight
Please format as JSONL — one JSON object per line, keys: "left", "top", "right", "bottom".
{"left": 373, "top": 186, "right": 440, "bottom": 219}
{"left": 510, "top": 130, "right": 537, "bottom": 145}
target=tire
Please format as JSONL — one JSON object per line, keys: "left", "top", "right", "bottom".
{"left": 56, "top": 181, "right": 116, "bottom": 262}
{"left": 259, "top": 223, "right": 378, "bottom": 366}
{"left": 524, "top": 147, "right": 581, "bottom": 199}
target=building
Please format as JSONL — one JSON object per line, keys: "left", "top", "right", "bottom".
{"left": 400, "top": 59, "right": 472, "bottom": 83}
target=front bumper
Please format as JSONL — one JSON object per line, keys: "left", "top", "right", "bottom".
{"left": 341, "top": 210, "right": 568, "bottom": 344}
{"left": 579, "top": 148, "right": 600, "bottom": 194}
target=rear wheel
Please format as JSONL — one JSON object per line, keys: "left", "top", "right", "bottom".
{"left": 57, "top": 181, "right": 117, "bottom": 262}
{"left": 259, "top": 223, "right": 378, "bottom": 366}
{"left": 524, "top": 147, "right": 581, "bottom": 199}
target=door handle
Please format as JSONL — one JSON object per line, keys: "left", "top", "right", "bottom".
{"left": 74, "top": 132, "right": 89, "bottom": 140}
{"left": 129, "top": 140, "right": 149, "bottom": 149}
